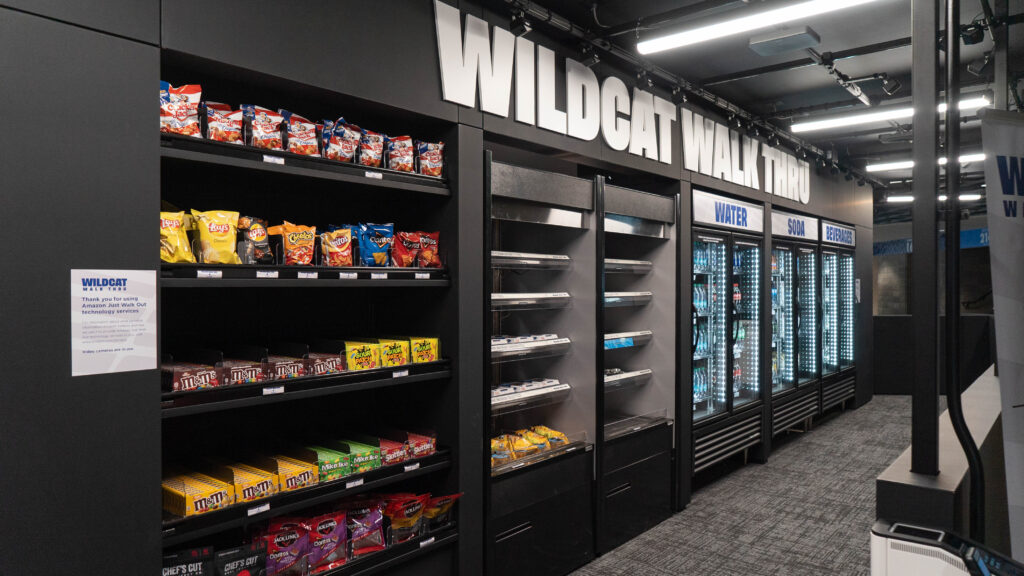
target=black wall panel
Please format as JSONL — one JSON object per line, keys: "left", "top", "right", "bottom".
{"left": 1, "top": 0, "right": 158, "bottom": 43}
{"left": 0, "top": 8, "right": 159, "bottom": 576}
{"left": 856, "top": 225, "right": 874, "bottom": 406}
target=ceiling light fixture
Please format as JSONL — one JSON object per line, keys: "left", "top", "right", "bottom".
{"left": 791, "top": 96, "right": 991, "bottom": 133}
{"left": 636, "top": 0, "right": 878, "bottom": 55}
{"left": 887, "top": 194, "right": 915, "bottom": 203}
{"left": 866, "top": 153, "right": 986, "bottom": 172}
{"left": 959, "top": 193, "right": 983, "bottom": 201}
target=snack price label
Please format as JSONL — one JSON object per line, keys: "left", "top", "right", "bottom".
{"left": 364, "top": 171, "right": 383, "bottom": 180}
{"left": 247, "top": 502, "right": 270, "bottom": 516}
{"left": 371, "top": 272, "right": 388, "bottom": 280}
{"left": 403, "top": 462, "right": 420, "bottom": 472}
{"left": 262, "top": 386, "right": 284, "bottom": 396}
{"left": 197, "top": 270, "right": 223, "bottom": 279}
{"left": 393, "top": 369, "right": 409, "bottom": 378}
{"left": 419, "top": 537, "right": 435, "bottom": 548}
{"left": 338, "top": 272, "right": 358, "bottom": 280}
{"left": 256, "top": 270, "right": 279, "bottom": 279}
{"left": 298, "top": 271, "right": 318, "bottom": 279}
{"left": 346, "top": 478, "right": 364, "bottom": 489}
{"left": 262, "top": 155, "right": 284, "bottom": 165}
{"left": 414, "top": 272, "right": 430, "bottom": 280}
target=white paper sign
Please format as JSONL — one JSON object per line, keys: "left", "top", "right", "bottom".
{"left": 71, "top": 269, "right": 157, "bottom": 376}
{"left": 692, "top": 189, "right": 764, "bottom": 233}
{"left": 821, "top": 220, "right": 856, "bottom": 247}
{"left": 771, "top": 210, "right": 819, "bottom": 241}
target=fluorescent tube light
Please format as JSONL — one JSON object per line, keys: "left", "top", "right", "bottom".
{"left": 938, "top": 195, "right": 948, "bottom": 201}
{"left": 959, "top": 193, "right": 982, "bottom": 201}
{"left": 866, "top": 153, "right": 986, "bottom": 172}
{"left": 887, "top": 195, "right": 914, "bottom": 203}
{"left": 902, "top": 193, "right": 981, "bottom": 203}
{"left": 791, "top": 96, "right": 991, "bottom": 133}
{"left": 937, "top": 96, "right": 990, "bottom": 113}
{"left": 636, "top": 0, "right": 878, "bottom": 54}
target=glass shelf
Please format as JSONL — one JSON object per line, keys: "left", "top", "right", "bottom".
{"left": 491, "top": 292, "right": 571, "bottom": 311}
{"left": 603, "top": 291, "right": 653, "bottom": 308}
{"left": 490, "top": 432, "right": 589, "bottom": 477}
{"left": 491, "top": 337, "right": 572, "bottom": 363}
{"left": 604, "top": 410, "right": 670, "bottom": 441}
{"left": 491, "top": 250, "right": 572, "bottom": 271}
{"left": 491, "top": 382, "right": 572, "bottom": 416}
{"left": 604, "top": 258, "right": 653, "bottom": 274}
{"left": 603, "top": 368, "right": 653, "bottom": 393}
{"left": 603, "top": 330, "right": 653, "bottom": 350}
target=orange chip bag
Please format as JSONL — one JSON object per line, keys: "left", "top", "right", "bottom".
{"left": 417, "top": 231, "right": 441, "bottom": 268}
{"left": 190, "top": 210, "right": 241, "bottom": 264}
{"left": 269, "top": 221, "right": 316, "bottom": 266}
{"left": 320, "top": 227, "right": 353, "bottom": 267}
{"left": 160, "top": 211, "right": 196, "bottom": 263}
{"left": 391, "top": 232, "right": 420, "bottom": 267}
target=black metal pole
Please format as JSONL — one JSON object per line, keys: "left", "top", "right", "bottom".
{"left": 944, "top": 0, "right": 986, "bottom": 542}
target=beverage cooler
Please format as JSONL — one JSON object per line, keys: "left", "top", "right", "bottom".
{"left": 769, "top": 210, "right": 822, "bottom": 436}
{"left": 819, "top": 220, "right": 857, "bottom": 411}
{"left": 690, "top": 190, "right": 765, "bottom": 474}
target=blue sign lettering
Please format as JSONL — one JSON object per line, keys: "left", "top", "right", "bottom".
{"left": 996, "top": 155, "right": 1024, "bottom": 196}
{"left": 787, "top": 218, "right": 805, "bottom": 237}
{"left": 80, "top": 277, "right": 128, "bottom": 292}
{"left": 825, "top": 225, "right": 853, "bottom": 245}
{"left": 714, "top": 202, "right": 748, "bottom": 227}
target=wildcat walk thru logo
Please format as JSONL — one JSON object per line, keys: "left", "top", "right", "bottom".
{"left": 80, "top": 277, "right": 128, "bottom": 292}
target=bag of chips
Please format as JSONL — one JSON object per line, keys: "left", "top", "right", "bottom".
{"left": 358, "top": 223, "right": 393, "bottom": 267}
{"left": 160, "top": 211, "right": 196, "bottom": 263}
{"left": 516, "top": 429, "right": 551, "bottom": 452}
{"left": 383, "top": 494, "right": 429, "bottom": 544}
{"left": 386, "top": 135, "right": 414, "bottom": 172}
{"left": 416, "top": 140, "right": 444, "bottom": 177}
{"left": 268, "top": 222, "right": 316, "bottom": 266}
{"left": 491, "top": 436, "right": 512, "bottom": 468}
{"left": 205, "top": 102, "right": 244, "bottom": 144}
{"left": 506, "top": 434, "right": 538, "bottom": 459}
{"left": 280, "top": 110, "right": 319, "bottom": 156}
{"left": 213, "top": 541, "right": 267, "bottom": 576}
{"left": 305, "top": 511, "right": 348, "bottom": 573}
{"left": 417, "top": 231, "right": 441, "bottom": 268}
{"left": 391, "top": 232, "right": 420, "bottom": 267}
{"left": 264, "top": 523, "right": 309, "bottom": 576}
{"left": 320, "top": 227, "right": 353, "bottom": 267}
{"left": 238, "top": 216, "right": 274, "bottom": 264}
{"left": 343, "top": 498, "right": 386, "bottom": 557}
{"left": 242, "top": 105, "right": 284, "bottom": 151}
{"left": 160, "top": 82, "right": 202, "bottom": 137}
{"left": 423, "top": 493, "right": 462, "bottom": 531}
{"left": 323, "top": 119, "right": 361, "bottom": 163}
{"left": 358, "top": 129, "right": 384, "bottom": 167}
{"left": 531, "top": 425, "right": 569, "bottom": 447}
{"left": 191, "top": 210, "right": 241, "bottom": 264}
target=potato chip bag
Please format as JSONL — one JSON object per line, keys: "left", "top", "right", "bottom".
{"left": 391, "top": 231, "right": 420, "bottom": 267}
{"left": 358, "top": 223, "right": 393, "bottom": 267}
{"left": 516, "top": 429, "right": 551, "bottom": 452}
{"left": 268, "top": 222, "right": 316, "bottom": 266}
{"left": 281, "top": 110, "right": 318, "bottom": 156}
{"left": 320, "top": 227, "right": 353, "bottom": 267}
{"left": 323, "top": 119, "right": 361, "bottom": 162}
{"left": 242, "top": 104, "right": 283, "bottom": 150}
{"left": 385, "top": 135, "right": 414, "bottom": 172}
{"left": 417, "top": 231, "right": 441, "bottom": 268}
{"left": 416, "top": 140, "right": 444, "bottom": 177}
{"left": 238, "top": 216, "right": 274, "bottom": 264}
{"left": 160, "top": 82, "right": 202, "bottom": 137}
{"left": 531, "top": 425, "right": 569, "bottom": 447}
{"left": 358, "top": 129, "right": 384, "bottom": 167}
{"left": 205, "top": 102, "right": 243, "bottom": 144}
{"left": 160, "top": 211, "right": 196, "bottom": 263}
{"left": 505, "top": 434, "right": 538, "bottom": 459}
{"left": 191, "top": 210, "right": 241, "bottom": 264}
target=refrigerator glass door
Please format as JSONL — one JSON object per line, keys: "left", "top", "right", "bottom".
{"left": 839, "top": 251, "right": 856, "bottom": 370}
{"left": 693, "top": 236, "right": 728, "bottom": 421}
{"left": 821, "top": 250, "right": 839, "bottom": 376}
{"left": 732, "top": 240, "right": 761, "bottom": 408}
{"left": 796, "top": 248, "right": 818, "bottom": 385}
{"left": 771, "top": 246, "right": 795, "bottom": 395}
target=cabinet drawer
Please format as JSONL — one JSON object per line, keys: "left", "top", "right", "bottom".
{"left": 599, "top": 450, "right": 672, "bottom": 553}
{"left": 603, "top": 420, "right": 672, "bottom": 474}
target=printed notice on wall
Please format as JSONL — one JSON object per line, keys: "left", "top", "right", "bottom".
{"left": 70, "top": 269, "right": 157, "bottom": 376}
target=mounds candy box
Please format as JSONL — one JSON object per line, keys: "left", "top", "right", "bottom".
{"left": 219, "top": 358, "right": 266, "bottom": 386}
{"left": 351, "top": 434, "right": 406, "bottom": 467}
{"left": 266, "top": 355, "right": 306, "bottom": 380}
{"left": 162, "top": 474, "right": 232, "bottom": 517}
{"left": 205, "top": 462, "right": 279, "bottom": 503}
{"left": 306, "top": 352, "right": 345, "bottom": 376}
{"left": 163, "top": 361, "right": 220, "bottom": 392}
{"left": 288, "top": 446, "right": 351, "bottom": 483}
{"left": 344, "top": 341, "right": 380, "bottom": 371}
{"left": 162, "top": 545, "right": 213, "bottom": 576}
{"left": 332, "top": 440, "right": 381, "bottom": 474}
{"left": 407, "top": 337, "right": 440, "bottom": 363}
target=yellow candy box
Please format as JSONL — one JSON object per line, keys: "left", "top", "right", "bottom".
{"left": 345, "top": 341, "right": 381, "bottom": 371}
{"left": 408, "top": 337, "right": 440, "bottom": 363}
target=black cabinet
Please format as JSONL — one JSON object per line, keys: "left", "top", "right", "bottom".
{"left": 1, "top": 0, "right": 158, "bottom": 43}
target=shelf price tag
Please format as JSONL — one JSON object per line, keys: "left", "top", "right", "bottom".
{"left": 298, "top": 271, "right": 318, "bottom": 279}
{"left": 345, "top": 478, "right": 364, "bottom": 489}
{"left": 392, "top": 369, "right": 409, "bottom": 378}
{"left": 403, "top": 462, "right": 420, "bottom": 473}
{"left": 370, "top": 272, "right": 388, "bottom": 280}
{"left": 262, "top": 386, "right": 285, "bottom": 396}
{"left": 256, "top": 270, "right": 279, "bottom": 279}
{"left": 197, "top": 270, "right": 223, "bottom": 279}
{"left": 419, "top": 537, "right": 436, "bottom": 548}
{"left": 364, "top": 171, "right": 383, "bottom": 180}
{"left": 262, "top": 155, "right": 284, "bottom": 165}
{"left": 248, "top": 502, "right": 271, "bottom": 516}
{"left": 338, "top": 272, "right": 358, "bottom": 280}
{"left": 414, "top": 272, "right": 430, "bottom": 280}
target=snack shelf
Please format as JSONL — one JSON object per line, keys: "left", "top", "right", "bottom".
{"left": 603, "top": 331, "right": 653, "bottom": 350}
{"left": 603, "top": 369, "right": 653, "bottom": 393}
{"left": 161, "top": 264, "right": 449, "bottom": 288}
{"left": 161, "top": 360, "right": 451, "bottom": 417}
{"left": 491, "top": 250, "right": 572, "bottom": 270}
{"left": 160, "top": 133, "right": 449, "bottom": 196}
{"left": 491, "top": 292, "right": 571, "bottom": 311}
{"left": 603, "top": 412, "right": 671, "bottom": 442}
{"left": 490, "top": 338, "right": 572, "bottom": 364}
{"left": 604, "top": 258, "right": 653, "bottom": 274}
{"left": 491, "top": 438, "right": 591, "bottom": 478}
{"left": 322, "top": 524, "right": 458, "bottom": 576}
{"left": 161, "top": 450, "right": 451, "bottom": 547}
{"left": 603, "top": 291, "right": 653, "bottom": 308}
{"left": 491, "top": 382, "right": 572, "bottom": 416}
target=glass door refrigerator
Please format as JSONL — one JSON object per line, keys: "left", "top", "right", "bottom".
{"left": 820, "top": 220, "right": 857, "bottom": 411}
{"left": 768, "top": 210, "right": 821, "bottom": 436}
{"left": 690, "top": 190, "right": 765, "bottom": 475}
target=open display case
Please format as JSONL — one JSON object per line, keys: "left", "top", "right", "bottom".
{"left": 485, "top": 154, "right": 596, "bottom": 576}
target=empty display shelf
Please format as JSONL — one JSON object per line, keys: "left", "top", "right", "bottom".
{"left": 491, "top": 381, "right": 572, "bottom": 416}
{"left": 603, "top": 369, "right": 653, "bottom": 393}
{"left": 491, "top": 337, "right": 572, "bottom": 363}
{"left": 491, "top": 250, "right": 572, "bottom": 270}
{"left": 603, "top": 291, "right": 653, "bottom": 308}
{"left": 603, "top": 331, "right": 653, "bottom": 350}
{"left": 492, "top": 292, "right": 571, "bottom": 311}
{"left": 604, "top": 410, "right": 670, "bottom": 441}
{"left": 604, "top": 258, "right": 653, "bottom": 274}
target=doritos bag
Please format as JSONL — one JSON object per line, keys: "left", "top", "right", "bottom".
{"left": 320, "top": 227, "right": 353, "bottom": 267}
{"left": 323, "top": 119, "right": 361, "bottom": 163}
{"left": 416, "top": 140, "right": 444, "bottom": 177}
{"left": 358, "top": 129, "right": 384, "bottom": 167}
{"left": 242, "top": 105, "right": 283, "bottom": 150}
{"left": 417, "top": 231, "right": 441, "bottom": 268}
{"left": 160, "top": 211, "right": 196, "bottom": 263}
{"left": 191, "top": 210, "right": 241, "bottom": 264}
{"left": 386, "top": 135, "right": 414, "bottom": 172}
{"left": 280, "top": 110, "right": 318, "bottom": 156}
{"left": 268, "top": 222, "right": 316, "bottom": 266}
{"left": 238, "top": 216, "right": 274, "bottom": 264}
{"left": 206, "top": 102, "right": 243, "bottom": 144}
{"left": 358, "top": 223, "right": 393, "bottom": 267}
{"left": 160, "top": 82, "right": 202, "bottom": 137}
{"left": 391, "top": 232, "right": 420, "bottom": 267}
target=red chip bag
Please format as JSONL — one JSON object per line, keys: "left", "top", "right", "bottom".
{"left": 358, "top": 129, "right": 384, "bottom": 167}
{"left": 281, "top": 110, "right": 318, "bottom": 156}
{"left": 305, "top": 511, "right": 348, "bottom": 573}
{"left": 391, "top": 232, "right": 421, "bottom": 267}
{"left": 417, "top": 231, "right": 441, "bottom": 268}
{"left": 320, "top": 227, "right": 353, "bottom": 267}
{"left": 324, "top": 120, "right": 361, "bottom": 162}
{"left": 416, "top": 140, "right": 444, "bottom": 177}
{"left": 243, "top": 105, "right": 283, "bottom": 150}
{"left": 160, "top": 82, "right": 202, "bottom": 137}
{"left": 386, "top": 135, "right": 414, "bottom": 172}
{"left": 205, "top": 102, "right": 243, "bottom": 144}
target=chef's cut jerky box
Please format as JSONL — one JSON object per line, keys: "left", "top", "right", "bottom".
{"left": 214, "top": 542, "right": 267, "bottom": 576}
{"left": 163, "top": 546, "right": 213, "bottom": 576}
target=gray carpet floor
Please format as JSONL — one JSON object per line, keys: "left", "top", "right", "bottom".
{"left": 572, "top": 396, "right": 917, "bottom": 576}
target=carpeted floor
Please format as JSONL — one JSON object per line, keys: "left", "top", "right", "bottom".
{"left": 572, "top": 396, "right": 918, "bottom": 576}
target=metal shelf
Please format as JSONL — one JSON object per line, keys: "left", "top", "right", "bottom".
{"left": 491, "top": 338, "right": 572, "bottom": 363}
{"left": 604, "top": 412, "right": 671, "bottom": 441}
{"left": 491, "top": 292, "right": 571, "bottom": 312}
{"left": 161, "top": 361, "right": 451, "bottom": 417}
{"left": 491, "top": 382, "right": 572, "bottom": 416}
{"left": 603, "top": 369, "right": 653, "bottom": 393}
{"left": 161, "top": 264, "right": 448, "bottom": 288}
{"left": 491, "top": 250, "right": 572, "bottom": 270}
{"left": 603, "top": 291, "right": 653, "bottom": 308}
{"left": 161, "top": 450, "right": 451, "bottom": 546}
{"left": 604, "top": 258, "right": 653, "bottom": 274}
{"left": 320, "top": 525, "right": 458, "bottom": 576}
{"left": 490, "top": 439, "right": 590, "bottom": 478}
{"left": 603, "top": 331, "right": 653, "bottom": 350}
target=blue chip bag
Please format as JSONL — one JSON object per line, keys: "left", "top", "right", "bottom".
{"left": 358, "top": 223, "right": 394, "bottom": 267}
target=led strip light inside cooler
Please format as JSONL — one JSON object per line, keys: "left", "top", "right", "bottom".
{"left": 840, "top": 255, "right": 855, "bottom": 365}
{"left": 823, "top": 253, "right": 838, "bottom": 370}
{"left": 713, "top": 242, "right": 728, "bottom": 406}
{"left": 799, "top": 252, "right": 818, "bottom": 377}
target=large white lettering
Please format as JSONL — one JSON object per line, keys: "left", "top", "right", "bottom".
{"left": 629, "top": 88, "right": 659, "bottom": 160}
{"left": 600, "top": 77, "right": 630, "bottom": 151}
{"left": 566, "top": 58, "right": 600, "bottom": 141}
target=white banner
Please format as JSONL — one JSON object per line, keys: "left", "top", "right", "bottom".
{"left": 980, "top": 108, "right": 1024, "bottom": 560}
{"left": 821, "top": 220, "right": 856, "bottom": 247}
{"left": 771, "top": 210, "right": 819, "bottom": 241}
{"left": 692, "top": 189, "right": 764, "bottom": 233}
